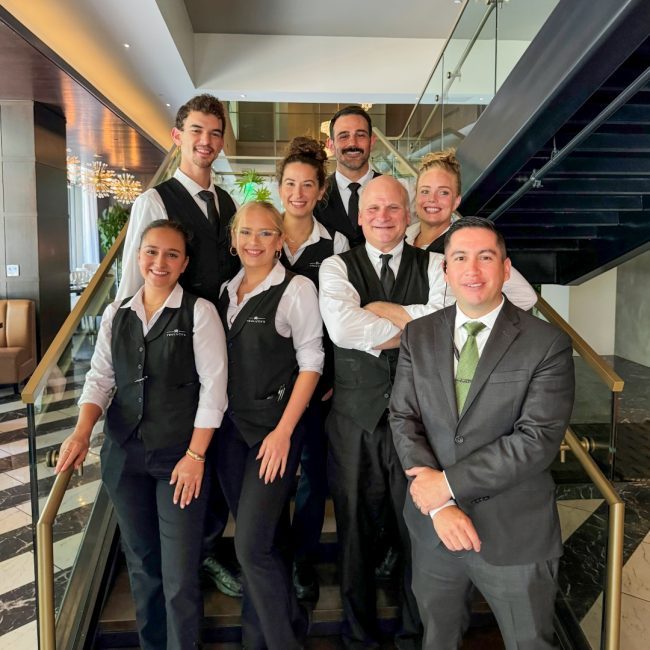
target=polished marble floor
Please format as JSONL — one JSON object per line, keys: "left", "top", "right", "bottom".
{"left": 1, "top": 354, "right": 650, "bottom": 649}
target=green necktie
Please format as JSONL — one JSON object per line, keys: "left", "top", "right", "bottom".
{"left": 455, "top": 321, "right": 486, "bottom": 412}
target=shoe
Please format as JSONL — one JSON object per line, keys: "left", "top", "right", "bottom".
{"left": 374, "top": 545, "right": 399, "bottom": 581}
{"left": 201, "top": 556, "right": 243, "bottom": 598}
{"left": 293, "top": 560, "right": 319, "bottom": 602}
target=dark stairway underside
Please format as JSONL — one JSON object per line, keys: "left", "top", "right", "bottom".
{"left": 456, "top": 0, "right": 650, "bottom": 285}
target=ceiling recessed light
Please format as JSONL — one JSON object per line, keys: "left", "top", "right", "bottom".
{"left": 123, "top": 43, "right": 130, "bottom": 48}
{"left": 166, "top": 103, "right": 171, "bottom": 107}
{"left": 240, "top": 94, "right": 246, "bottom": 98}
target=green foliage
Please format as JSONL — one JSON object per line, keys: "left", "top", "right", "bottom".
{"left": 98, "top": 204, "right": 129, "bottom": 254}
{"left": 235, "top": 169, "right": 271, "bottom": 203}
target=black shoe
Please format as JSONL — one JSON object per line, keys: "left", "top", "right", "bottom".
{"left": 374, "top": 545, "right": 400, "bottom": 581}
{"left": 201, "top": 556, "right": 243, "bottom": 598}
{"left": 293, "top": 560, "right": 319, "bottom": 602}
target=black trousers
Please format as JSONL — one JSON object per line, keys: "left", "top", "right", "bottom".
{"left": 291, "top": 397, "right": 330, "bottom": 562}
{"left": 214, "top": 415, "right": 308, "bottom": 650}
{"left": 101, "top": 435, "right": 208, "bottom": 650}
{"left": 326, "top": 410, "right": 421, "bottom": 648}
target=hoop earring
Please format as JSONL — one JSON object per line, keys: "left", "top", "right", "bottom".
{"left": 275, "top": 249, "right": 282, "bottom": 259}
{"left": 229, "top": 246, "right": 238, "bottom": 257}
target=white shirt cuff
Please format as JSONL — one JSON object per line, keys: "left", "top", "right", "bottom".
{"left": 429, "top": 500, "right": 456, "bottom": 519}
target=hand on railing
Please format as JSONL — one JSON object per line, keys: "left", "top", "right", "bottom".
{"left": 54, "top": 432, "right": 90, "bottom": 473}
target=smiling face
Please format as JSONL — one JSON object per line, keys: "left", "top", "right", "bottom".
{"left": 416, "top": 167, "right": 461, "bottom": 230}
{"left": 358, "top": 176, "right": 410, "bottom": 252}
{"left": 279, "top": 162, "right": 325, "bottom": 220}
{"left": 137, "top": 226, "right": 189, "bottom": 293}
{"left": 444, "top": 226, "right": 511, "bottom": 318}
{"left": 232, "top": 204, "right": 283, "bottom": 272}
{"left": 171, "top": 110, "right": 224, "bottom": 173}
{"left": 327, "top": 114, "right": 376, "bottom": 176}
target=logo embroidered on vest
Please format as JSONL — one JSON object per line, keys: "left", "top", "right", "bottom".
{"left": 308, "top": 261, "right": 321, "bottom": 268}
{"left": 166, "top": 329, "right": 188, "bottom": 337}
{"left": 246, "top": 315, "right": 266, "bottom": 324}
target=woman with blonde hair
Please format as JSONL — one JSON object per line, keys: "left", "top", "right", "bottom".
{"left": 408, "top": 149, "right": 538, "bottom": 309}
{"left": 214, "top": 200, "right": 324, "bottom": 649}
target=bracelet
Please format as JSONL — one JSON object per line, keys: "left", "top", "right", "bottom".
{"left": 185, "top": 448, "right": 205, "bottom": 462}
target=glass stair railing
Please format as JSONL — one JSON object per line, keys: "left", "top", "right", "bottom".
{"left": 386, "top": 0, "right": 560, "bottom": 167}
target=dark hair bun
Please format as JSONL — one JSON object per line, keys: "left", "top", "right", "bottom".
{"left": 287, "top": 136, "right": 327, "bottom": 163}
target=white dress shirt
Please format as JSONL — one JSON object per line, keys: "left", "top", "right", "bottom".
{"left": 404, "top": 220, "right": 537, "bottom": 311}
{"left": 222, "top": 263, "right": 324, "bottom": 374}
{"left": 431, "top": 298, "right": 506, "bottom": 518}
{"left": 117, "top": 168, "right": 237, "bottom": 300}
{"left": 335, "top": 168, "right": 376, "bottom": 214}
{"left": 282, "top": 216, "right": 349, "bottom": 265}
{"left": 319, "top": 240, "right": 450, "bottom": 358}
{"left": 79, "top": 283, "right": 228, "bottom": 429}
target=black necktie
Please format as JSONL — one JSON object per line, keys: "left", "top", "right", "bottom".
{"left": 197, "top": 190, "right": 220, "bottom": 231}
{"left": 379, "top": 253, "right": 395, "bottom": 297}
{"left": 347, "top": 182, "right": 361, "bottom": 227}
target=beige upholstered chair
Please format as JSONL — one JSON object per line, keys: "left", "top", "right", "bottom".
{"left": 0, "top": 299, "right": 37, "bottom": 393}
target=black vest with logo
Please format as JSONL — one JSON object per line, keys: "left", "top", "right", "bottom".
{"left": 218, "top": 273, "right": 298, "bottom": 446}
{"left": 332, "top": 244, "right": 430, "bottom": 432}
{"left": 105, "top": 292, "right": 199, "bottom": 450}
{"left": 279, "top": 226, "right": 335, "bottom": 289}
{"left": 156, "top": 178, "right": 240, "bottom": 305}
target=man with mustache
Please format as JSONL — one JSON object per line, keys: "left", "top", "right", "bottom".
{"left": 118, "top": 94, "right": 242, "bottom": 599}
{"left": 315, "top": 106, "right": 381, "bottom": 247}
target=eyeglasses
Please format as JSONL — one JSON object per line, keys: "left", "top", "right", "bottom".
{"left": 235, "top": 228, "right": 280, "bottom": 239}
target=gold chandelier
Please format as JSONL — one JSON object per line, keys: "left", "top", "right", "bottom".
{"left": 82, "top": 161, "right": 116, "bottom": 198}
{"left": 110, "top": 173, "right": 143, "bottom": 204}
{"left": 66, "top": 155, "right": 81, "bottom": 187}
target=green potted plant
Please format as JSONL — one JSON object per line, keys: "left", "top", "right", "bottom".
{"left": 235, "top": 169, "right": 272, "bottom": 203}
{"left": 98, "top": 204, "right": 130, "bottom": 282}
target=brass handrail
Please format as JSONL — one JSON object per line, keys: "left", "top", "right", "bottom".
{"left": 534, "top": 295, "right": 624, "bottom": 392}
{"left": 564, "top": 427, "right": 624, "bottom": 650}
{"left": 21, "top": 145, "right": 178, "bottom": 404}
{"left": 37, "top": 466, "right": 74, "bottom": 650}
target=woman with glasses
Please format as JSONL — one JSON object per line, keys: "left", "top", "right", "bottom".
{"left": 277, "top": 136, "right": 349, "bottom": 603}
{"left": 215, "top": 200, "right": 324, "bottom": 650}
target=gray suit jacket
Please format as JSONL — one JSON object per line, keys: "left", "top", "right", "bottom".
{"left": 389, "top": 298, "right": 574, "bottom": 566}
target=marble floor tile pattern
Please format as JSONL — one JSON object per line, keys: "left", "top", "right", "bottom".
{"left": 0, "top": 360, "right": 98, "bottom": 649}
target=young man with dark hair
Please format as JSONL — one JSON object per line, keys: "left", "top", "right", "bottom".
{"left": 390, "top": 216, "right": 574, "bottom": 649}
{"left": 118, "top": 94, "right": 241, "bottom": 599}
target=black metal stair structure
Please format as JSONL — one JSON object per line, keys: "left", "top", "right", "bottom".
{"left": 456, "top": 0, "right": 650, "bottom": 285}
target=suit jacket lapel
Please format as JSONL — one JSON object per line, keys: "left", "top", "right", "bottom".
{"left": 459, "top": 298, "right": 521, "bottom": 419}
{"left": 435, "top": 306, "right": 460, "bottom": 421}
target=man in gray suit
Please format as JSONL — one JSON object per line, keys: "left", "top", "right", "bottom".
{"left": 390, "top": 216, "right": 574, "bottom": 649}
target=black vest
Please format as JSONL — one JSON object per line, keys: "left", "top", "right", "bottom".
{"left": 332, "top": 244, "right": 430, "bottom": 432}
{"left": 426, "top": 233, "right": 445, "bottom": 254}
{"left": 105, "top": 292, "right": 199, "bottom": 450}
{"left": 156, "top": 178, "right": 240, "bottom": 305}
{"left": 218, "top": 273, "right": 298, "bottom": 446}
{"left": 314, "top": 171, "right": 381, "bottom": 247}
{"left": 279, "top": 225, "right": 336, "bottom": 289}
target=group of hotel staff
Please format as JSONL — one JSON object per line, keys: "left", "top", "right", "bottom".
{"left": 56, "top": 95, "right": 574, "bottom": 650}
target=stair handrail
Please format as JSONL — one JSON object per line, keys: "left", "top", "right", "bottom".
{"left": 564, "top": 427, "right": 624, "bottom": 650}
